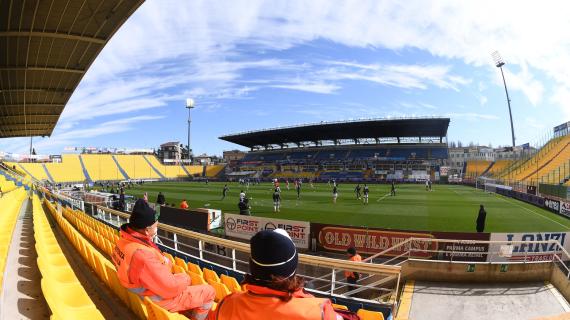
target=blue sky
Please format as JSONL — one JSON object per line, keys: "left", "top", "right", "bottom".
{"left": 2, "top": 0, "right": 569, "bottom": 155}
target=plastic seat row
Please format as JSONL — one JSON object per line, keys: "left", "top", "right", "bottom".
{"left": 33, "top": 194, "right": 105, "bottom": 319}
{"left": 61, "top": 207, "right": 117, "bottom": 257}
{"left": 50, "top": 201, "right": 192, "bottom": 319}
{"left": 43, "top": 199, "right": 151, "bottom": 319}
{"left": 0, "top": 187, "right": 26, "bottom": 288}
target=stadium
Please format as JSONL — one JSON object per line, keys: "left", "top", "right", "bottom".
{"left": 1, "top": 1, "right": 570, "bottom": 320}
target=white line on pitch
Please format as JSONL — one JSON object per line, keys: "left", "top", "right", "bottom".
{"left": 376, "top": 193, "right": 392, "bottom": 202}
{"left": 494, "top": 194, "right": 569, "bottom": 229}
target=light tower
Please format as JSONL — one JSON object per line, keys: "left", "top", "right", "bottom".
{"left": 185, "top": 98, "right": 195, "bottom": 162}
{"left": 492, "top": 51, "right": 516, "bottom": 148}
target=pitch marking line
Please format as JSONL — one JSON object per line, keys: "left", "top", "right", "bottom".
{"left": 495, "top": 194, "right": 569, "bottom": 229}
{"left": 376, "top": 192, "right": 391, "bottom": 202}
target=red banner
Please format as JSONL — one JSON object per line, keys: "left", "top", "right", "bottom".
{"left": 316, "top": 226, "right": 436, "bottom": 258}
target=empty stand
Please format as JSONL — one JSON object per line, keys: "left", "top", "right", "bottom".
{"left": 43, "top": 154, "right": 87, "bottom": 183}
{"left": 81, "top": 154, "right": 125, "bottom": 181}
{"left": 115, "top": 155, "right": 161, "bottom": 180}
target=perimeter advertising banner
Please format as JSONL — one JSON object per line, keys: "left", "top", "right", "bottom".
{"left": 488, "top": 232, "right": 570, "bottom": 262}
{"left": 311, "top": 224, "right": 490, "bottom": 260}
{"left": 544, "top": 198, "right": 561, "bottom": 214}
{"left": 224, "top": 213, "right": 310, "bottom": 249}
{"left": 560, "top": 201, "right": 570, "bottom": 219}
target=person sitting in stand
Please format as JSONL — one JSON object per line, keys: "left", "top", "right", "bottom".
{"left": 112, "top": 199, "right": 215, "bottom": 320}
{"left": 210, "top": 229, "right": 343, "bottom": 319}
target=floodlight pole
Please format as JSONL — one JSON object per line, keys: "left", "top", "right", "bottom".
{"left": 185, "top": 98, "right": 195, "bottom": 163}
{"left": 493, "top": 52, "right": 516, "bottom": 148}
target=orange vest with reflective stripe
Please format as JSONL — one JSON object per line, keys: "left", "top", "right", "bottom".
{"left": 112, "top": 237, "right": 166, "bottom": 295}
{"left": 344, "top": 254, "right": 362, "bottom": 278}
{"left": 213, "top": 288, "right": 336, "bottom": 320}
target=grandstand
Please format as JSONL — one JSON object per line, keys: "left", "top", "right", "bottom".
{"left": 220, "top": 118, "right": 450, "bottom": 181}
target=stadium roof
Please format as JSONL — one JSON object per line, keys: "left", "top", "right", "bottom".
{"left": 220, "top": 117, "right": 450, "bottom": 148}
{"left": 0, "top": 0, "right": 143, "bottom": 138}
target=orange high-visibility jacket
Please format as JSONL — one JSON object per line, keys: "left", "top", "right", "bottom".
{"left": 210, "top": 284, "right": 340, "bottom": 320}
{"left": 112, "top": 226, "right": 192, "bottom": 307}
{"left": 344, "top": 254, "right": 362, "bottom": 278}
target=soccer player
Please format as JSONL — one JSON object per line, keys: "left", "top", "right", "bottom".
{"left": 363, "top": 184, "right": 369, "bottom": 205}
{"left": 391, "top": 180, "right": 396, "bottom": 196}
{"left": 332, "top": 185, "right": 338, "bottom": 204}
{"left": 296, "top": 180, "right": 301, "bottom": 200}
{"left": 273, "top": 188, "right": 281, "bottom": 212}
{"left": 221, "top": 184, "right": 229, "bottom": 200}
{"left": 425, "top": 179, "right": 429, "bottom": 191}
{"left": 286, "top": 179, "right": 290, "bottom": 190}
{"left": 354, "top": 184, "right": 362, "bottom": 200}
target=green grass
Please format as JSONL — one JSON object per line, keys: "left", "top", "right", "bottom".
{"left": 120, "top": 181, "right": 570, "bottom": 233}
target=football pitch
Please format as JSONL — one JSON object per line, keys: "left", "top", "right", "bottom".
{"left": 125, "top": 182, "right": 570, "bottom": 233}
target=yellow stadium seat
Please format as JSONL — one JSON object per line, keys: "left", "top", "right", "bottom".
{"left": 174, "top": 257, "right": 189, "bottom": 272}
{"left": 356, "top": 309, "right": 384, "bottom": 320}
{"left": 144, "top": 297, "right": 188, "bottom": 320}
{"left": 220, "top": 274, "right": 242, "bottom": 293}
{"left": 209, "top": 281, "right": 231, "bottom": 303}
{"left": 127, "top": 291, "right": 149, "bottom": 319}
{"left": 172, "top": 265, "right": 186, "bottom": 274}
{"left": 187, "top": 271, "right": 206, "bottom": 285}
{"left": 187, "top": 262, "right": 203, "bottom": 277}
{"left": 332, "top": 303, "right": 348, "bottom": 310}
{"left": 41, "top": 278, "right": 105, "bottom": 319}
{"left": 203, "top": 268, "right": 220, "bottom": 283}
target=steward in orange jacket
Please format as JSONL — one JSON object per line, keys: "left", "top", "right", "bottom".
{"left": 344, "top": 247, "right": 362, "bottom": 292}
{"left": 112, "top": 199, "right": 215, "bottom": 320}
{"left": 209, "top": 229, "right": 342, "bottom": 320}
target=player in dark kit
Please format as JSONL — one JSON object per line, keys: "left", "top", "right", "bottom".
{"left": 354, "top": 184, "right": 362, "bottom": 200}
{"left": 296, "top": 180, "right": 301, "bottom": 199}
{"left": 391, "top": 180, "right": 396, "bottom": 196}
{"left": 332, "top": 185, "right": 338, "bottom": 204}
{"left": 221, "top": 184, "right": 229, "bottom": 200}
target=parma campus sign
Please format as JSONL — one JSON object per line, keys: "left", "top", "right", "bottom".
{"left": 224, "top": 213, "right": 310, "bottom": 249}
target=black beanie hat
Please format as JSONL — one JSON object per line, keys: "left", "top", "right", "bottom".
{"left": 129, "top": 199, "right": 159, "bottom": 229}
{"left": 249, "top": 229, "right": 298, "bottom": 281}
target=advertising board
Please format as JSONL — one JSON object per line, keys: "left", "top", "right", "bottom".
{"left": 224, "top": 213, "right": 310, "bottom": 249}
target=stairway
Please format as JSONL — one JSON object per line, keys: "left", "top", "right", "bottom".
{"left": 78, "top": 155, "right": 94, "bottom": 184}
{"left": 111, "top": 155, "right": 130, "bottom": 180}
{"left": 142, "top": 156, "right": 165, "bottom": 179}
{"left": 41, "top": 164, "right": 55, "bottom": 183}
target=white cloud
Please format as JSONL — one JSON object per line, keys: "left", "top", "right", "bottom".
{"left": 270, "top": 82, "right": 340, "bottom": 94}
{"left": 322, "top": 61, "right": 469, "bottom": 91}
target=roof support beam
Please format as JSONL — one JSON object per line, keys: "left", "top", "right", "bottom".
{"left": 0, "top": 88, "right": 73, "bottom": 93}
{"left": 1, "top": 114, "right": 60, "bottom": 119}
{"left": 0, "top": 31, "right": 106, "bottom": 44}
{"left": 0, "top": 103, "right": 64, "bottom": 108}
{"left": 0, "top": 66, "right": 85, "bottom": 74}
